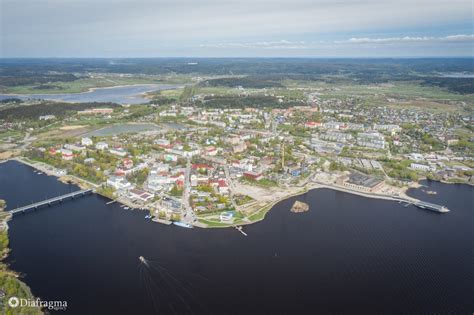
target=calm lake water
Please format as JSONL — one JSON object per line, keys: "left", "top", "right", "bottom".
{"left": 0, "top": 84, "right": 180, "bottom": 104}
{"left": 0, "top": 160, "right": 472, "bottom": 314}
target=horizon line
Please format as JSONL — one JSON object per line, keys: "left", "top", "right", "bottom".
{"left": 1, "top": 56, "right": 473, "bottom": 59}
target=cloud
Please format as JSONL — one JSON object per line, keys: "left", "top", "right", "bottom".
{"left": 1, "top": 0, "right": 473, "bottom": 57}
{"left": 200, "top": 40, "right": 310, "bottom": 49}
{"left": 337, "top": 34, "right": 474, "bottom": 44}
{"left": 200, "top": 35, "right": 474, "bottom": 50}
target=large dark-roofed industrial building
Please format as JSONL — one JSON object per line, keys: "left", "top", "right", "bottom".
{"left": 341, "top": 172, "right": 384, "bottom": 193}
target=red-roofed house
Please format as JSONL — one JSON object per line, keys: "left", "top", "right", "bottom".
{"left": 204, "top": 146, "right": 218, "bottom": 156}
{"left": 115, "top": 168, "right": 126, "bottom": 176}
{"left": 61, "top": 149, "right": 74, "bottom": 161}
{"left": 176, "top": 179, "right": 184, "bottom": 189}
{"left": 305, "top": 121, "right": 322, "bottom": 129}
{"left": 123, "top": 158, "right": 134, "bottom": 170}
{"left": 243, "top": 171, "right": 263, "bottom": 181}
{"left": 217, "top": 180, "right": 229, "bottom": 194}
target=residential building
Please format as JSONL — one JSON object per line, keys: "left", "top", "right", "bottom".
{"left": 95, "top": 142, "right": 109, "bottom": 150}
{"left": 107, "top": 176, "right": 133, "bottom": 190}
{"left": 81, "top": 137, "right": 93, "bottom": 146}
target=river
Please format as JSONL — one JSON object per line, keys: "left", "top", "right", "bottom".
{"left": 0, "top": 160, "right": 472, "bottom": 314}
{"left": 0, "top": 84, "right": 181, "bottom": 104}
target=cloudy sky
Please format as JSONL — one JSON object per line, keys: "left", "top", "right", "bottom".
{"left": 1, "top": 0, "right": 473, "bottom": 57}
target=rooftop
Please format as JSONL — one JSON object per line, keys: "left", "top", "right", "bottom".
{"left": 347, "top": 173, "right": 383, "bottom": 188}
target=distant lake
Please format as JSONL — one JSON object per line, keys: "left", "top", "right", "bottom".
{"left": 1, "top": 160, "right": 472, "bottom": 314}
{"left": 437, "top": 72, "right": 474, "bottom": 78}
{"left": 0, "top": 84, "right": 181, "bottom": 104}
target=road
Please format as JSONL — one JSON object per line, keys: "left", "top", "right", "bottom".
{"left": 19, "top": 132, "right": 32, "bottom": 150}
{"left": 181, "top": 158, "right": 195, "bottom": 224}
{"left": 223, "top": 165, "right": 238, "bottom": 210}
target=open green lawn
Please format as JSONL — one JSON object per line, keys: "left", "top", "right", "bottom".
{"left": 198, "top": 218, "right": 232, "bottom": 228}
{"left": 247, "top": 204, "right": 272, "bottom": 222}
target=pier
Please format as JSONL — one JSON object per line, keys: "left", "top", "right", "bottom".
{"left": 397, "top": 200, "right": 448, "bottom": 212}
{"left": 9, "top": 189, "right": 93, "bottom": 215}
{"left": 235, "top": 226, "right": 248, "bottom": 236}
{"left": 413, "top": 200, "right": 449, "bottom": 213}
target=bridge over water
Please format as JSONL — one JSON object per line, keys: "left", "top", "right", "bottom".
{"left": 9, "top": 189, "right": 93, "bottom": 215}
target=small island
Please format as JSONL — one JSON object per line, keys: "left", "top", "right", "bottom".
{"left": 290, "top": 201, "right": 309, "bottom": 213}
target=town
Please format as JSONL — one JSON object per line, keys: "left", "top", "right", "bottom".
{"left": 1, "top": 81, "right": 472, "bottom": 228}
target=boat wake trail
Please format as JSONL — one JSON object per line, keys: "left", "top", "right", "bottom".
{"left": 138, "top": 256, "right": 207, "bottom": 314}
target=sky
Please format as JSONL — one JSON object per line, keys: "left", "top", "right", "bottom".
{"left": 1, "top": 0, "right": 473, "bottom": 57}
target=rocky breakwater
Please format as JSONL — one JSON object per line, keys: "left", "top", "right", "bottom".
{"left": 290, "top": 200, "right": 309, "bottom": 213}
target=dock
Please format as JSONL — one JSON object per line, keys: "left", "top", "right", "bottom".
{"left": 152, "top": 218, "right": 172, "bottom": 225}
{"left": 235, "top": 226, "right": 248, "bottom": 236}
{"left": 414, "top": 200, "right": 449, "bottom": 213}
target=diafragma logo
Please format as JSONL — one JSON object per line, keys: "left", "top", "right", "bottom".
{"left": 8, "top": 296, "right": 67, "bottom": 311}
{"left": 7, "top": 296, "right": 19, "bottom": 308}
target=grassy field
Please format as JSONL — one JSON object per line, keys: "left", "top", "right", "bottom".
{"left": 190, "top": 80, "right": 472, "bottom": 113}
{"left": 312, "top": 81, "right": 473, "bottom": 113}
{"left": 247, "top": 204, "right": 272, "bottom": 222}
{"left": 150, "top": 89, "right": 183, "bottom": 100}
{"left": 197, "top": 218, "right": 233, "bottom": 228}
{"left": 316, "top": 82, "right": 473, "bottom": 101}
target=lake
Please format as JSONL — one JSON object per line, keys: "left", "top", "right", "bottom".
{"left": 0, "top": 160, "right": 472, "bottom": 314}
{"left": 0, "top": 84, "right": 181, "bottom": 104}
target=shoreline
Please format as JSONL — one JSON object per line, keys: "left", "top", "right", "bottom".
{"left": 3, "top": 158, "right": 453, "bottom": 230}
{"left": 201, "top": 181, "right": 422, "bottom": 229}
{"left": 0, "top": 83, "right": 182, "bottom": 97}
{"left": 0, "top": 203, "right": 42, "bottom": 314}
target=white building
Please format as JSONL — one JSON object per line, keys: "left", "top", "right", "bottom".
{"left": 84, "top": 158, "right": 95, "bottom": 164}
{"left": 81, "top": 137, "right": 93, "bottom": 146}
{"left": 410, "top": 163, "right": 433, "bottom": 172}
{"left": 373, "top": 124, "right": 401, "bottom": 134}
{"left": 129, "top": 189, "right": 154, "bottom": 202}
{"left": 107, "top": 176, "right": 133, "bottom": 190}
{"left": 357, "top": 132, "right": 386, "bottom": 150}
{"left": 95, "top": 142, "right": 109, "bottom": 150}
{"left": 409, "top": 153, "right": 424, "bottom": 161}
{"left": 320, "top": 131, "right": 353, "bottom": 143}
{"left": 39, "top": 115, "right": 56, "bottom": 120}
{"left": 109, "top": 147, "right": 127, "bottom": 157}
{"left": 220, "top": 211, "right": 234, "bottom": 222}
{"left": 150, "top": 163, "right": 170, "bottom": 174}
{"left": 154, "top": 138, "right": 171, "bottom": 146}
{"left": 64, "top": 143, "right": 85, "bottom": 151}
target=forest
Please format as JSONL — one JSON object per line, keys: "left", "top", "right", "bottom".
{"left": 0, "top": 101, "right": 120, "bottom": 120}
{"left": 199, "top": 76, "right": 284, "bottom": 88}
{"left": 196, "top": 95, "right": 305, "bottom": 108}
{"left": 1, "top": 58, "right": 472, "bottom": 93}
